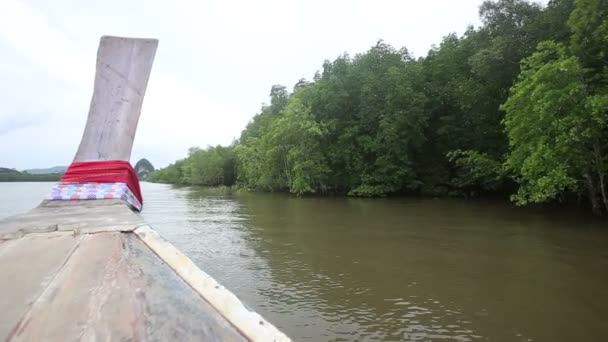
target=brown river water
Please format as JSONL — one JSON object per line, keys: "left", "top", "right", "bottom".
{"left": 1, "top": 182, "right": 607, "bottom": 341}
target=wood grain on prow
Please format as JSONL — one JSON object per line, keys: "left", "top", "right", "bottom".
{"left": 74, "top": 36, "right": 158, "bottom": 162}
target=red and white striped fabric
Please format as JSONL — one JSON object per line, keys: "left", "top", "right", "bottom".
{"left": 47, "top": 161, "right": 143, "bottom": 211}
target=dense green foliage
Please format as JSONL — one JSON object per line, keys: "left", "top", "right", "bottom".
{"left": 152, "top": 0, "right": 608, "bottom": 215}
{"left": 0, "top": 168, "right": 61, "bottom": 182}
{"left": 150, "top": 145, "right": 236, "bottom": 186}
{"left": 503, "top": 0, "right": 608, "bottom": 215}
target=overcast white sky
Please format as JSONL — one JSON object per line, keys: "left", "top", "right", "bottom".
{"left": 0, "top": 0, "right": 546, "bottom": 170}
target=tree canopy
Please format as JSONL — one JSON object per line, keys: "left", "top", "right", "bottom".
{"left": 151, "top": 0, "right": 608, "bottom": 215}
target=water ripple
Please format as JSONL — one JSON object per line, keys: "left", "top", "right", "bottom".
{"left": 137, "top": 183, "right": 608, "bottom": 342}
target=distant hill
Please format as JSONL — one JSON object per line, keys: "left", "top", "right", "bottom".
{"left": 0, "top": 167, "right": 61, "bottom": 182}
{"left": 134, "top": 158, "right": 155, "bottom": 180}
{"left": 23, "top": 166, "right": 67, "bottom": 175}
{"left": 0, "top": 168, "right": 21, "bottom": 175}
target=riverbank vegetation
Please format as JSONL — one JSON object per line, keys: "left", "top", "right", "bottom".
{"left": 151, "top": 0, "right": 608, "bottom": 215}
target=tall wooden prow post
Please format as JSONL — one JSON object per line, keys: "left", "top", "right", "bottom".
{"left": 75, "top": 36, "right": 156, "bottom": 163}
{"left": 0, "top": 36, "right": 290, "bottom": 342}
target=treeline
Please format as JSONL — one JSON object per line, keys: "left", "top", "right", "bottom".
{"left": 151, "top": 0, "right": 608, "bottom": 215}
{"left": 151, "top": 146, "right": 236, "bottom": 186}
{"left": 0, "top": 168, "right": 61, "bottom": 182}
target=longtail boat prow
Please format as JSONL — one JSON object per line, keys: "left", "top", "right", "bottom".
{"left": 0, "top": 36, "right": 290, "bottom": 342}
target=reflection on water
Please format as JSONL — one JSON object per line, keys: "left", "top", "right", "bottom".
{"left": 2, "top": 182, "right": 607, "bottom": 341}
{"left": 139, "top": 183, "right": 608, "bottom": 342}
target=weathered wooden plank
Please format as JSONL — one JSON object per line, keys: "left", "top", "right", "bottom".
{"left": 9, "top": 233, "right": 135, "bottom": 341}
{"left": 0, "top": 200, "right": 143, "bottom": 239}
{"left": 135, "top": 225, "right": 291, "bottom": 342}
{"left": 124, "top": 233, "right": 247, "bottom": 341}
{"left": 0, "top": 238, "right": 16, "bottom": 256}
{"left": 74, "top": 36, "right": 158, "bottom": 162}
{"left": 8, "top": 232, "right": 247, "bottom": 341}
{"left": 0, "top": 233, "right": 80, "bottom": 339}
